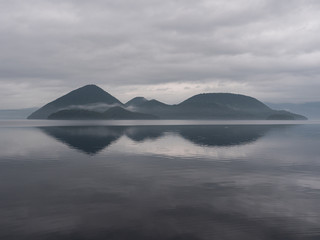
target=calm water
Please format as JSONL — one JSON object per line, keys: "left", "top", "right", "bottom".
{"left": 1, "top": 120, "right": 320, "bottom": 240}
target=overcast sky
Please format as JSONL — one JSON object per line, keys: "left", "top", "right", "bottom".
{"left": 0, "top": 0, "right": 319, "bottom": 108}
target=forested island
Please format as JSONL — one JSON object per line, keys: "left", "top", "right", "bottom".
{"left": 28, "top": 85, "right": 307, "bottom": 120}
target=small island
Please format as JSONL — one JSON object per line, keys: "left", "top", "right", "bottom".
{"left": 28, "top": 84, "right": 307, "bottom": 120}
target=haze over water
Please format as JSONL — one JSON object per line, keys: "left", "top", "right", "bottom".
{"left": 1, "top": 120, "right": 320, "bottom": 240}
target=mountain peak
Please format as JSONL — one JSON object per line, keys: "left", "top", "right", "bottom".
{"left": 125, "top": 97, "right": 148, "bottom": 107}
{"left": 179, "top": 93, "right": 271, "bottom": 111}
{"left": 70, "top": 84, "right": 105, "bottom": 94}
{"left": 28, "top": 85, "right": 122, "bottom": 119}
{"left": 84, "top": 84, "right": 98, "bottom": 87}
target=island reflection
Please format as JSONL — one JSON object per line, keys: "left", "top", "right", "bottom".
{"left": 39, "top": 125, "right": 286, "bottom": 155}
{"left": 2, "top": 124, "right": 320, "bottom": 239}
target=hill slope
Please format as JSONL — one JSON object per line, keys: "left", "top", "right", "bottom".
{"left": 178, "top": 93, "right": 271, "bottom": 111}
{"left": 103, "top": 106, "right": 157, "bottom": 119}
{"left": 28, "top": 85, "right": 122, "bottom": 119}
{"left": 125, "top": 97, "right": 148, "bottom": 107}
{"left": 48, "top": 109, "right": 104, "bottom": 120}
{"left": 169, "top": 93, "right": 272, "bottom": 119}
{"left": 48, "top": 107, "right": 157, "bottom": 120}
{"left": 131, "top": 93, "right": 306, "bottom": 120}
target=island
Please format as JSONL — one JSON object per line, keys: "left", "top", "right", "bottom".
{"left": 28, "top": 84, "right": 307, "bottom": 120}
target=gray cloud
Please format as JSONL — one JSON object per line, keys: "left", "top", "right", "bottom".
{"left": 0, "top": 0, "right": 319, "bottom": 108}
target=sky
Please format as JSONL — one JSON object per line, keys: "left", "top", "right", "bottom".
{"left": 0, "top": 0, "right": 320, "bottom": 109}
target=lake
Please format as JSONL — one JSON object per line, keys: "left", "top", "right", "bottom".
{"left": 1, "top": 120, "right": 320, "bottom": 240}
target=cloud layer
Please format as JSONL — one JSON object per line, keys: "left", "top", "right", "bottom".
{"left": 0, "top": 0, "right": 319, "bottom": 108}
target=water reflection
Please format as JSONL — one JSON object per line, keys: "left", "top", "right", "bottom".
{"left": 1, "top": 124, "right": 320, "bottom": 239}
{"left": 175, "top": 125, "right": 275, "bottom": 147}
{"left": 39, "top": 125, "right": 285, "bottom": 154}
{"left": 40, "top": 126, "right": 125, "bottom": 154}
